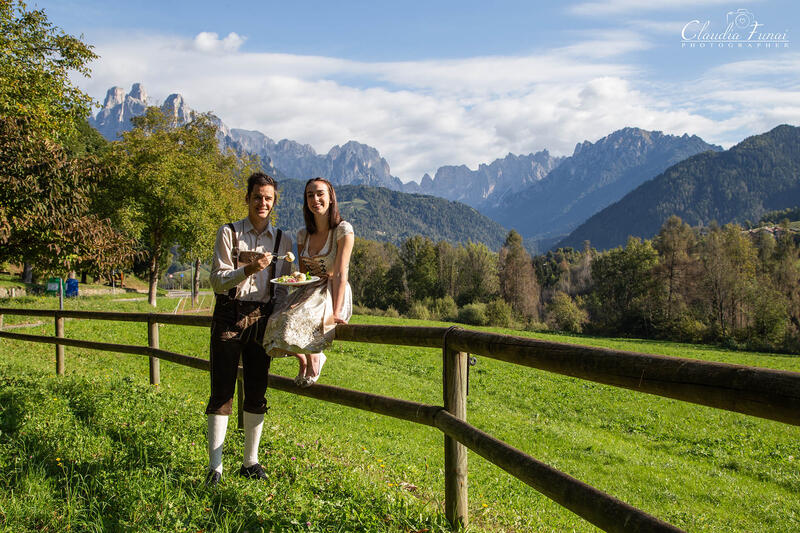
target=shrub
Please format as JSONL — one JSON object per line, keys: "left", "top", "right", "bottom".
{"left": 525, "top": 321, "right": 549, "bottom": 332}
{"left": 485, "top": 298, "right": 513, "bottom": 328}
{"left": 407, "top": 301, "right": 431, "bottom": 320}
{"left": 457, "top": 303, "right": 487, "bottom": 326}
{"left": 430, "top": 295, "right": 458, "bottom": 321}
{"left": 383, "top": 306, "right": 400, "bottom": 318}
{"left": 546, "top": 292, "right": 588, "bottom": 333}
{"left": 672, "top": 315, "right": 709, "bottom": 343}
{"left": 353, "top": 304, "right": 384, "bottom": 317}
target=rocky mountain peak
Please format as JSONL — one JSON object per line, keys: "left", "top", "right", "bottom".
{"left": 102, "top": 86, "right": 125, "bottom": 109}
{"left": 489, "top": 127, "right": 724, "bottom": 245}
{"left": 90, "top": 83, "right": 149, "bottom": 140}
{"left": 410, "top": 150, "right": 563, "bottom": 209}
{"left": 162, "top": 93, "right": 193, "bottom": 124}
{"left": 129, "top": 83, "right": 148, "bottom": 103}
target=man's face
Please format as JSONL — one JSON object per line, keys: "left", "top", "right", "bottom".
{"left": 247, "top": 184, "right": 275, "bottom": 223}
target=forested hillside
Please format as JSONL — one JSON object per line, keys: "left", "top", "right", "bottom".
{"left": 560, "top": 125, "right": 800, "bottom": 250}
{"left": 274, "top": 179, "right": 508, "bottom": 249}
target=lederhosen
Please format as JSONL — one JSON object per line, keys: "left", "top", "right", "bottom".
{"left": 205, "top": 222, "right": 283, "bottom": 416}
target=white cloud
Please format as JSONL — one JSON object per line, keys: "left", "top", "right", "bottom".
{"left": 192, "top": 31, "right": 245, "bottom": 53}
{"left": 627, "top": 19, "right": 691, "bottom": 35}
{"left": 569, "top": 0, "right": 756, "bottom": 17}
{"left": 78, "top": 32, "right": 795, "bottom": 182}
{"left": 553, "top": 29, "right": 653, "bottom": 58}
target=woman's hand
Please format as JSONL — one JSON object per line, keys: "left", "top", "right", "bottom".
{"left": 333, "top": 314, "right": 348, "bottom": 324}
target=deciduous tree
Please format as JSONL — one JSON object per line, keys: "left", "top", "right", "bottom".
{"left": 103, "top": 108, "right": 249, "bottom": 305}
{"left": 498, "top": 230, "right": 540, "bottom": 321}
{"left": 653, "top": 215, "right": 697, "bottom": 326}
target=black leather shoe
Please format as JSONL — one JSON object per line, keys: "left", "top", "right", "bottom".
{"left": 205, "top": 469, "right": 221, "bottom": 487}
{"left": 239, "top": 463, "right": 268, "bottom": 480}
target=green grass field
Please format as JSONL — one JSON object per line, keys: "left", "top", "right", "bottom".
{"left": 0, "top": 295, "right": 798, "bottom": 532}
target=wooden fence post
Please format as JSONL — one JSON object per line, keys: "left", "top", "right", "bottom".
{"left": 444, "top": 340, "right": 469, "bottom": 529}
{"left": 55, "top": 312, "right": 65, "bottom": 375}
{"left": 237, "top": 377, "right": 245, "bottom": 430}
{"left": 148, "top": 317, "right": 160, "bottom": 385}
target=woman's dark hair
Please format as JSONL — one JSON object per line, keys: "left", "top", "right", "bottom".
{"left": 303, "top": 177, "right": 341, "bottom": 234}
{"left": 246, "top": 172, "right": 277, "bottom": 196}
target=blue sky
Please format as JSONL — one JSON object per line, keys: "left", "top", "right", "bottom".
{"left": 31, "top": 0, "right": 800, "bottom": 181}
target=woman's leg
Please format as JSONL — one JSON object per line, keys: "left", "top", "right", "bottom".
{"left": 294, "top": 353, "right": 308, "bottom": 384}
{"left": 303, "top": 352, "right": 326, "bottom": 382}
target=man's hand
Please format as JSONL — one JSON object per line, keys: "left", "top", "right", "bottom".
{"left": 243, "top": 252, "right": 273, "bottom": 276}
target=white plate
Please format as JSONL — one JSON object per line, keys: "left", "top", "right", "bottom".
{"left": 270, "top": 276, "right": 321, "bottom": 286}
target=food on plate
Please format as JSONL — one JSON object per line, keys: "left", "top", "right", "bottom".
{"left": 275, "top": 271, "right": 313, "bottom": 284}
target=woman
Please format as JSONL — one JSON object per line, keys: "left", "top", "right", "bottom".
{"left": 263, "top": 177, "right": 354, "bottom": 387}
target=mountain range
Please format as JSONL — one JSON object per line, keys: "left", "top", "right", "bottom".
{"left": 485, "top": 128, "right": 722, "bottom": 247}
{"left": 558, "top": 124, "right": 800, "bottom": 250}
{"left": 403, "top": 150, "right": 563, "bottom": 209}
{"left": 89, "top": 84, "right": 797, "bottom": 253}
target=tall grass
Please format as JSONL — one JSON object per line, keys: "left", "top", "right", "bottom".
{"left": 0, "top": 295, "right": 798, "bottom": 531}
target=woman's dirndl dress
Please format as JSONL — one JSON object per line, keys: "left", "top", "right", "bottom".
{"left": 263, "top": 221, "right": 353, "bottom": 355}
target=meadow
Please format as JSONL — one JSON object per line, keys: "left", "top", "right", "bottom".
{"left": 0, "top": 295, "right": 798, "bottom": 532}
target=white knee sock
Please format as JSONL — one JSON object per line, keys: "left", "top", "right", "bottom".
{"left": 207, "top": 414, "right": 229, "bottom": 474}
{"left": 242, "top": 411, "right": 265, "bottom": 467}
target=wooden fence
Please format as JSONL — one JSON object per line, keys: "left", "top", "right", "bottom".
{"left": 1, "top": 307, "right": 799, "bottom": 532}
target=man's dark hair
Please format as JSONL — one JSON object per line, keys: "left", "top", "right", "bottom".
{"left": 246, "top": 172, "right": 277, "bottom": 196}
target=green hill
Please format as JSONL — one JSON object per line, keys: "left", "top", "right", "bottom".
{"left": 274, "top": 179, "right": 508, "bottom": 249}
{"left": 558, "top": 124, "right": 800, "bottom": 250}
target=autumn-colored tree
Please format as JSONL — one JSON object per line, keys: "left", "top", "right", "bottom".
{"left": 498, "top": 230, "right": 540, "bottom": 321}
{"left": 698, "top": 224, "right": 758, "bottom": 337}
{"left": 653, "top": 216, "right": 698, "bottom": 326}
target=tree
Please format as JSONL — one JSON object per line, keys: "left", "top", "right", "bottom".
{"left": 0, "top": 1, "right": 96, "bottom": 141}
{"left": 698, "top": 224, "right": 758, "bottom": 337}
{"left": 498, "top": 230, "right": 540, "bottom": 321}
{"left": 0, "top": 1, "right": 113, "bottom": 277}
{"left": 456, "top": 241, "right": 499, "bottom": 305}
{"left": 350, "top": 237, "right": 400, "bottom": 309}
{"left": 104, "top": 108, "right": 248, "bottom": 305}
{"left": 0, "top": 116, "right": 138, "bottom": 278}
{"left": 653, "top": 216, "right": 697, "bottom": 326}
{"left": 399, "top": 236, "right": 440, "bottom": 303}
{"left": 546, "top": 292, "right": 588, "bottom": 333}
{"left": 589, "top": 237, "right": 660, "bottom": 333}
{"left": 436, "top": 240, "right": 462, "bottom": 301}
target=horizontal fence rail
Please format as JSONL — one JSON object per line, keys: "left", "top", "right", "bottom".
{"left": 2, "top": 307, "right": 800, "bottom": 532}
{"left": 336, "top": 324, "right": 800, "bottom": 427}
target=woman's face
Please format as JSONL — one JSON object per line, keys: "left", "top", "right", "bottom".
{"left": 306, "top": 181, "right": 331, "bottom": 216}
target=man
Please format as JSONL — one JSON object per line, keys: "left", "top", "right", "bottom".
{"left": 205, "top": 172, "right": 293, "bottom": 486}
